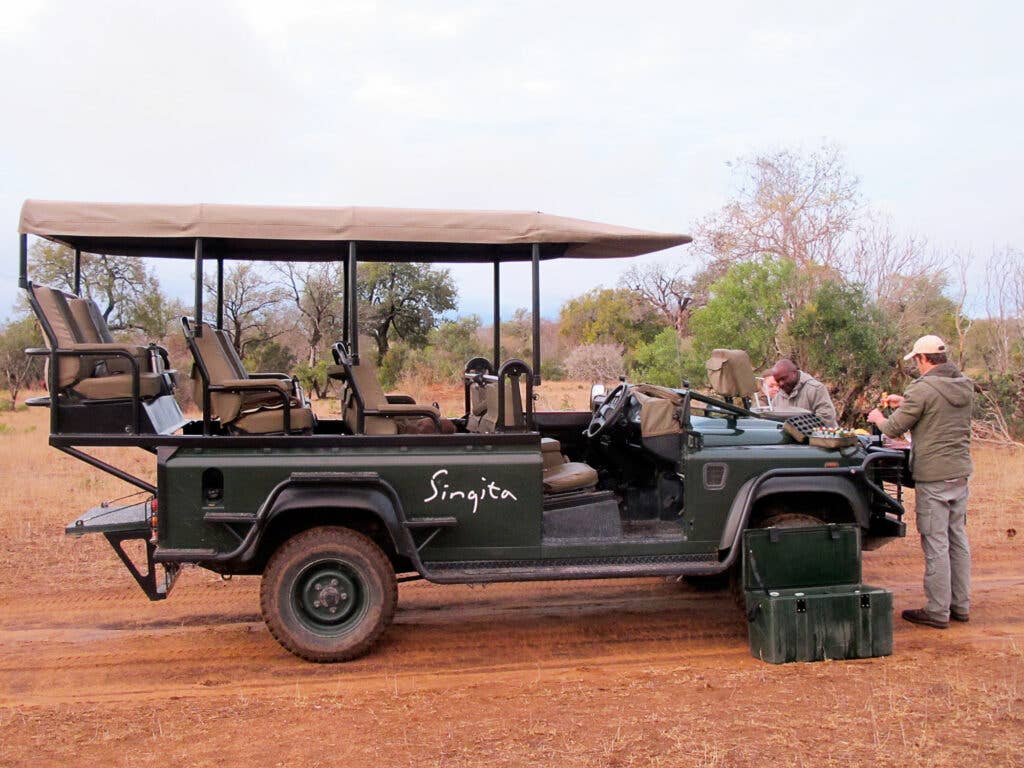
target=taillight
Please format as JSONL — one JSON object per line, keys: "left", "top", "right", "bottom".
{"left": 149, "top": 497, "right": 159, "bottom": 541}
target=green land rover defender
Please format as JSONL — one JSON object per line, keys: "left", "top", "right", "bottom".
{"left": 19, "top": 200, "right": 908, "bottom": 662}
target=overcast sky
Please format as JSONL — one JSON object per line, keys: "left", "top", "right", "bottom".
{"left": 2, "top": 1, "right": 1020, "bottom": 321}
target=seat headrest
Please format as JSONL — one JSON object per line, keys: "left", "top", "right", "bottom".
{"left": 706, "top": 349, "right": 756, "bottom": 398}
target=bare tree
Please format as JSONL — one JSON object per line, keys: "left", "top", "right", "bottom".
{"left": 951, "top": 249, "right": 973, "bottom": 369}
{"left": 0, "top": 317, "right": 44, "bottom": 409}
{"left": 564, "top": 343, "right": 624, "bottom": 383}
{"left": 842, "top": 216, "right": 945, "bottom": 304}
{"left": 619, "top": 263, "right": 693, "bottom": 336}
{"left": 982, "top": 247, "right": 1024, "bottom": 376}
{"left": 694, "top": 143, "right": 861, "bottom": 273}
{"left": 204, "top": 262, "right": 286, "bottom": 357}
{"left": 273, "top": 262, "right": 345, "bottom": 368}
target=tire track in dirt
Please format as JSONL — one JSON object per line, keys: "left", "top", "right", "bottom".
{"left": 2, "top": 562, "right": 1021, "bottom": 710}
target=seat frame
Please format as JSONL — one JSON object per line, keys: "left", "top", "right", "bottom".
{"left": 330, "top": 341, "right": 443, "bottom": 434}
{"left": 183, "top": 317, "right": 308, "bottom": 435}
{"left": 24, "top": 281, "right": 177, "bottom": 434}
{"left": 461, "top": 357, "right": 535, "bottom": 432}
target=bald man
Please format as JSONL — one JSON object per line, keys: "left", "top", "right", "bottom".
{"left": 766, "top": 359, "right": 838, "bottom": 427}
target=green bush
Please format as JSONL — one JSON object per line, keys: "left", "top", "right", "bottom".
{"left": 294, "top": 361, "right": 329, "bottom": 397}
{"left": 244, "top": 340, "right": 296, "bottom": 375}
{"left": 630, "top": 328, "right": 699, "bottom": 387}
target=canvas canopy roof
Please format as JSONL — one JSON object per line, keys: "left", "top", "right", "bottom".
{"left": 19, "top": 200, "right": 691, "bottom": 262}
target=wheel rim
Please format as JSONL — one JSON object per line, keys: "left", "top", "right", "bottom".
{"left": 291, "top": 558, "right": 366, "bottom": 635}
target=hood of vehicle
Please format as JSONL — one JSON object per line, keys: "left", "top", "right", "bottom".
{"left": 691, "top": 414, "right": 791, "bottom": 446}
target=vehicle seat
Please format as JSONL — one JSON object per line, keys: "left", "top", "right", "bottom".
{"left": 541, "top": 437, "right": 598, "bottom": 493}
{"left": 332, "top": 343, "right": 452, "bottom": 435}
{"left": 27, "top": 283, "right": 170, "bottom": 400}
{"left": 706, "top": 349, "right": 756, "bottom": 400}
{"left": 184, "top": 319, "right": 313, "bottom": 434}
{"left": 467, "top": 379, "right": 526, "bottom": 433}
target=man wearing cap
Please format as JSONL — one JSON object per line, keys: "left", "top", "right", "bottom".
{"left": 765, "top": 359, "right": 838, "bottom": 427}
{"left": 868, "top": 335, "right": 974, "bottom": 630}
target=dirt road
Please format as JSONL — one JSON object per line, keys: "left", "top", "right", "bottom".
{"left": 2, "top": 542, "right": 1022, "bottom": 768}
{"left": 1, "top": 411, "right": 1021, "bottom": 766}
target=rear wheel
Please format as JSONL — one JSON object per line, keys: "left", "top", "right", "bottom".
{"left": 260, "top": 526, "right": 397, "bottom": 662}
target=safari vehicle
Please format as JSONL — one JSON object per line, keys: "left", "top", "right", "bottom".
{"left": 18, "top": 200, "right": 908, "bottom": 662}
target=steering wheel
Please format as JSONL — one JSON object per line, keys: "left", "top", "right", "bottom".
{"left": 587, "top": 383, "right": 631, "bottom": 438}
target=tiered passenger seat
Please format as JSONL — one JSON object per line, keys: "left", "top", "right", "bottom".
{"left": 28, "top": 283, "right": 173, "bottom": 401}
{"left": 183, "top": 318, "right": 313, "bottom": 434}
{"left": 330, "top": 342, "right": 452, "bottom": 435}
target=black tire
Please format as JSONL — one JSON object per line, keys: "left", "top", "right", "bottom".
{"left": 756, "top": 512, "right": 826, "bottom": 529}
{"left": 260, "top": 526, "right": 397, "bottom": 663}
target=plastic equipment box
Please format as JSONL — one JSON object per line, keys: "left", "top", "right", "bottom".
{"left": 743, "top": 525, "right": 893, "bottom": 664}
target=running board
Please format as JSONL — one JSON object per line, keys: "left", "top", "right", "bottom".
{"left": 422, "top": 552, "right": 720, "bottom": 584}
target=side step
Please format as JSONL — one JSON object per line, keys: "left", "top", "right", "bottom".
{"left": 66, "top": 501, "right": 178, "bottom": 601}
{"left": 423, "top": 552, "right": 720, "bottom": 584}
{"left": 67, "top": 500, "right": 151, "bottom": 536}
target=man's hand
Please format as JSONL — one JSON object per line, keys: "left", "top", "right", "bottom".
{"left": 881, "top": 394, "right": 905, "bottom": 408}
{"left": 867, "top": 408, "right": 887, "bottom": 427}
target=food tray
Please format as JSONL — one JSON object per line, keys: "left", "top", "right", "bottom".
{"left": 808, "top": 435, "right": 859, "bottom": 449}
{"left": 782, "top": 413, "right": 827, "bottom": 443}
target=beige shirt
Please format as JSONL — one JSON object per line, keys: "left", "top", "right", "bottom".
{"left": 772, "top": 371, "right": 838, "bottom": 427}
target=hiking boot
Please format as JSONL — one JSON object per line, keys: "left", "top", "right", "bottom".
{"left": 950, "top": 609, "right": 970, "bottom": 623}
{"left": 901, "top": 608, "right": 949, "bottom": 629}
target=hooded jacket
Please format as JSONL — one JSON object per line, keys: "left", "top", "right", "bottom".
{"left": 880, "top": 362, "right": 974, "bottom": 482}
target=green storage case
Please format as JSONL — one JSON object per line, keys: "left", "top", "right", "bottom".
{"left": 745, "top": 585, "right": 893, "bottom": 664}
{"left": 743, "top": 525, "right": 894, "bottom": 664}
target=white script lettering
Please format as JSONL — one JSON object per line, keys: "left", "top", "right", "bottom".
{"left": 423, "top": 469, "right": 519, "bottom": 514}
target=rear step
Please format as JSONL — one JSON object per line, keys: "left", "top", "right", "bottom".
{"left": 66, "top": 501, "right": 179, "bottom": 601}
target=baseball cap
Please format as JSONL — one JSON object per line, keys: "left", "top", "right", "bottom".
{"left": 903, "top": 334, "right": 947, "bottom": 361}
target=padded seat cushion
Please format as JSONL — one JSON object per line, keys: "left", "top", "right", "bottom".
{"left": 397, "top": 417, "right": 457, "bottom": 435}
{"left": 543, "top": 461, "right": 598, "bottom": 494}
{"left": 231, "top": 406, "right": 315, "bottom": 434}
{"left": 73, "top": 372, "right": 165, "bottom": 400}
{"left": 541, "top": 437, "right": 566, "bottom": 470}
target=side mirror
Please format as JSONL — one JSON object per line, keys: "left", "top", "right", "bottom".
{"left": 590, "top": 383, "right": 607, "bottom": 411}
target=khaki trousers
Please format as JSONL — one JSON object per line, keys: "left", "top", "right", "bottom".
{"left": 914, "top": 477, "right": 971, "bottom": 620}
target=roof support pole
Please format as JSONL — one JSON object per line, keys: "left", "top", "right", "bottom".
{"left": 74, "top": 249, "right": 82, "bottom": 295}
{"left": 216, "top": 258, "right": 224, "bottom": 330}
{"left": 493, "top": 259, "right": 501, "bottom": 368}
{"left": 18, "top": 234, "right": 27, "bottom": 288}
{"left": 348, "top": 241, "right": 359, "bottom": 363}
{"left": 193, "top": 238, "right": 204, "bottom": 336}
{"left": 342, "top": 247, "right": 350, "bottom": 345}
{"left": 531, "top": 243, "right": 541, "bottom": 385}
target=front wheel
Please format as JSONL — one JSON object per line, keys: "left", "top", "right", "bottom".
{"left": 729, "top": 511, "right": 827, "bottom": 606}
{"left": 260, "top": 526, "right": 397, "bottom": 662}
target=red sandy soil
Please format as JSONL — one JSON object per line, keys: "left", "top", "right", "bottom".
{"left": 1, "top": 541, "right": 1021, "bottom": 767}
{"left": 0, "top": 404, "right": 1021, "bottom": 767}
